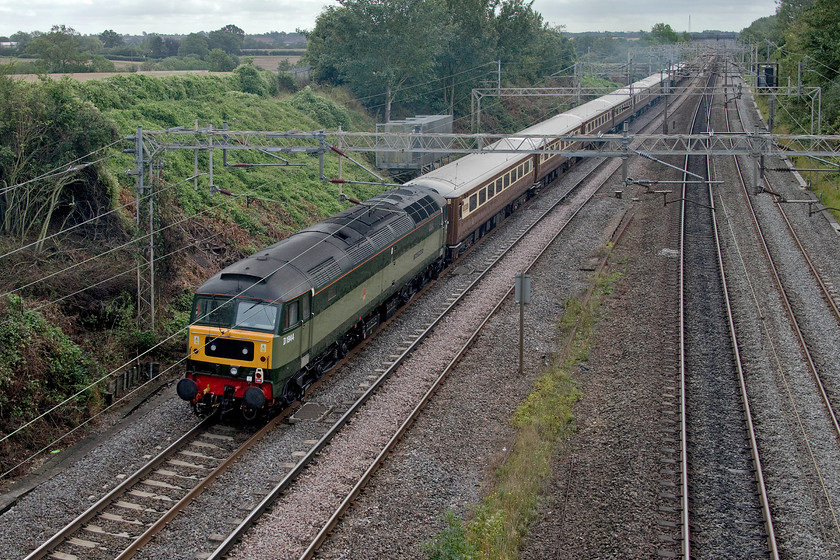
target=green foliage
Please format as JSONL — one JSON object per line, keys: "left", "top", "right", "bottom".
{"left": 425, "top": 512, "right": 477, "bottom": 560}
{"left": 643, "top": 23, "right": 683, "bottom": 45}
{"left": 179, "top": 33, "right": 210, "bottom": 58}
{"left": 0, "top": 75, "right": 119, "bottom": 240}
{"left": 99, "top": 29, "right": 123, "bottom": 49}
{"left": 741, "top": 0, "right": 840, "bottom": 134}
{"left": 206, "top": 48, "right": 238, "bottom": 72}
{"left": 0, "top": 294, "right": 99, "bottom": 431}
{"left": 425, "top": 267, "right": 622, "bottom": 559}
{"left": 208, "top": 24, "right": 245, "bottom": 55}
{"left": 26, "top": 25, "right": 91, "bottom": 72}
{"left": 305, "top": 0, "right": 575, "bottom": 120}
{"left": 234, "top": 63, "right": 270, "bottom": 95}
{"left": 289, "top": 86, "right": 353, "bottom": 128}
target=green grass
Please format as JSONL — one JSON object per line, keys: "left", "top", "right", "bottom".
{"left": 79, "top": 74, "right": 384, "bottom": 244}
{"left": 425, "top": 268, "right": 622, "bottom": 559}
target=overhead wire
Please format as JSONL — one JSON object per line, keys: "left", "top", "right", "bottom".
{"left": 0, "top": 138, "right": 125, "bottom": 197}
{"left": 0, "top": 173, "right": 209, "bottom": 261}
{"left": 0, "top": 192, "right": 416, "bottom": 453}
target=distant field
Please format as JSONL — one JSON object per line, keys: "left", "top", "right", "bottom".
{"left": 1, "top": 55, "right": 302, "bottom": 77}
{"left": 249, "top": 55, "right": 302, "bottom": 71}
{"left": 10, "top": 70, "right": 225, "bottom": 83}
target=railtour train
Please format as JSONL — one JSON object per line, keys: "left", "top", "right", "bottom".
{"left": 176, "top": 66, "right": 686, "bottom": 418}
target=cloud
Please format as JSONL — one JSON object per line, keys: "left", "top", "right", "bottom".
{"left": 0, "top": 0, "right": 329, "bottom": 36}
{"left": 533, "top": 0, "right": 777, "bottom": 33}
{"left": 0, "top": 0, "right": 777, "bottom": 37}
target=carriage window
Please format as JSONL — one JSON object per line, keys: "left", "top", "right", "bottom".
{"left": 496, "top": 178, "right": 502, "bottom": 191}
{"left": 504, "top": 174, "right": 510, "bottom": 187}
{"left": 479, "top": 188, "right": 486, "bottom": 205}
{"left": 469, "top": 194, "right": 478, "bottom": 212}
{"left": 487, "top": 182, "right": 495, "bottom": 198}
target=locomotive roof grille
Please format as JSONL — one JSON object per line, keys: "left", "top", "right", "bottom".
{"left": 390, "top": 215, "right": 414, "bottom": 237}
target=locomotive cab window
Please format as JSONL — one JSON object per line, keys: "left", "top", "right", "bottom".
{"left": 192, "top": 296, "right": 234, "bottom": 328}
{"left": 235, "top": 300, "right": 279, "bottom": 332}
{"left": 300, "top": 295, "right": 310, "bottom": 322}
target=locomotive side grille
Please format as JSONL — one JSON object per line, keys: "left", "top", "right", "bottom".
{"left": 346, "top": 240, "right": 375, "bottom": 266}
{"left": 308, "top": 257, "right": 343, "bottom": 288}
{"left": 390, "top": 214, "right": 414, "bottom": 237}
{"left": 205, "top": 337, "right": 255, "bottom": 360}
{"left": 369, "top": 228, "right": 393, "bottom": 251}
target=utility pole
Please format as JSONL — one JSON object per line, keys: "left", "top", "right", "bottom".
{"left": 128, "top": 126, "right": 155, "bottom": 330}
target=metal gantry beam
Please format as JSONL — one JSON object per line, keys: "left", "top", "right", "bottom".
{"left": 137, "top": 128, "right": 840, "bottom": 159}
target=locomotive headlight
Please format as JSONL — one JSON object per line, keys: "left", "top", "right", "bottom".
{"left": 230, "top": 367, "right": 238, "bottom": 376}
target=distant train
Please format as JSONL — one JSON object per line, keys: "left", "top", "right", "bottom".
{"left": 177, "top": 66, "right": 686, "bottom": 418}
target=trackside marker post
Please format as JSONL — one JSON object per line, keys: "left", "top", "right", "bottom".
{"left": 514, "top": 273, "right": 531, "bottom": 376}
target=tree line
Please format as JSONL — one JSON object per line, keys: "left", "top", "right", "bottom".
{"left": 0, "top": 25, "right": 303, "bottom": 74}
{"left": 740, "top": 0, "right": 840, "bottom": 133}
{"left": 303, "top": 0, "right": 576, "bottom": 122}
{"left": 302, "top": 0, "right": 695, "bottom": 122}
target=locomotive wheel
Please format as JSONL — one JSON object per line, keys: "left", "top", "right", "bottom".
{"left": 338, "top": 339, "right": 350, "bottom": 358}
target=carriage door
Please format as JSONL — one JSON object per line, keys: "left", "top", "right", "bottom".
{"left": 298, "top": 292, "right": 312, "bottom": 368}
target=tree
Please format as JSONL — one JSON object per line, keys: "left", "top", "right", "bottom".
{"left": 26, "top": 25, "right": 88, "bottom": 72}
{"left": 306, "top": 0, "right": 449, "bottom": 121}
{"left": 208, "top": 24, "right": 245, "bottom": 55}
{"left": 178, "top": 33, "right": 209, "bottom": 58}
{"left": 0, "top": 76, "right": 118, "bottom": 244}
{"left": 99, "top": 29, "right": 123, "bottom": 49}
{"left": 206, "top": 48, "right": 238, "bottom": 71}
{"left": 163, "top": 37, "right": 181, "bottom": 57}
{"left": 647, "top": 23, "right": 681, "bottom": 45}
{"left": 145, "top": 34, "right": 165, "bottom": 58}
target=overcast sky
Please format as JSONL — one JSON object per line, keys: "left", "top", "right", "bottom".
{"left": 0, "top": 0, "right": 777, "bottom": 38}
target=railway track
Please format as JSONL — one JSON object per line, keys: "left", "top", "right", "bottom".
{"left": 723, "top": 68, "right": 840, "bottom": 549}
{"left": 211, "top": 140, "right": 617, "bottom": 560}
{"left": 210, "top": 68, "right": 711, "bottom": 560}
{"left": 672, "top": 63, "right": 777, "bottom": 558}
{"left": 21, "top": 414, "right": 276, "bottom": 560}
{"left": 18, "top": 66, "right": 702, "bottom": 560}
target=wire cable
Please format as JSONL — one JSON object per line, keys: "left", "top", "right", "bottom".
{"left": 0, "top": 173, "right": 209, "bottom": 261}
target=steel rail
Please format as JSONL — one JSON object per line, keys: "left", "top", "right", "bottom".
{"left": 111, "top": 408, "right": 291, "bottom": 559}
{"left": 22, "top": 415, "right": 216, "bottom": 560}
{"left": 298, "top": 144, "right": 637, "bottom": 560}
{"left": 716, "top": 72, "right": 780, "bottom": 558}
{"left": 730, "top": 91, "right": 840, "bottom": 444}
{"left": 205, "top": 69, "right": 702, "bottom": 560}
{"left": 299, "top": 70, "right": 707, "bottom": 558}
{"left": 768, "top": 181, "right": 840, "bottom": 323}
{"left": 206, "top": 140, "right": 609, "bottom": 560}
